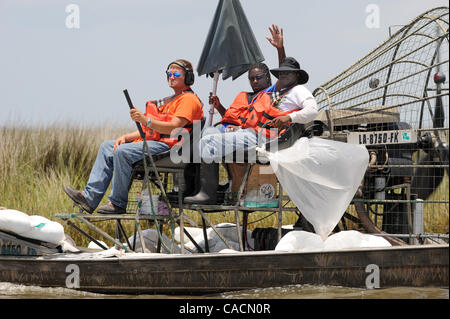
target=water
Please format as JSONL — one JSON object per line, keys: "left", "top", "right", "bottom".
{"left": 1, "top": 282, "right": 447, "bottom": 299}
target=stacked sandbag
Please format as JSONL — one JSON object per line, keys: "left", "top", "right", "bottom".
{"left": 275, "top": 230, "right": 391, "bottom": 252}
{"left": 0, "top": 209, "right": 65, "bottom": 245}
{"left": 0, "top": 209, "right": 32, "bottom": 235}
{"left": 128, "top": 229, "right": 181, "bottom": 254}
{"left": 174, "top": 223, "right": 253, "bottom": 253}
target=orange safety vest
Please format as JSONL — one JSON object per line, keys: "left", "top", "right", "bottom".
{"left": 138, "top": 92, "right": 199, "bottom": 148}
{"left": 221, "top": 91, "right": 256, "bottom": 126}
{"left": 225, "top": 89, "right": 298, "bottom": 138}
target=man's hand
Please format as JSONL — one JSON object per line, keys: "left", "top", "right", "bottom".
{"left": 266, "top": 24, "right": 284, "bottom": 49}
{"left": 270, "top": 115, "right": 291, "bottom": 129}
{"left": 209, "top": 93, "right": 222, "bottom": 110}
{"left": 130, "top": 108, "right": 148, "bottom": 125}
{"left": 113, "top": 136, "right": 126, "bottom": 151}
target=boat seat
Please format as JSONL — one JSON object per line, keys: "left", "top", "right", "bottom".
{"left": 129, "top": 118, "right": 205, "bottom": 182}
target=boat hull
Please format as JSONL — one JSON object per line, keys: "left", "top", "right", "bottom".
{"left": 0, "top": 245, "right": 448, "bottom": 294}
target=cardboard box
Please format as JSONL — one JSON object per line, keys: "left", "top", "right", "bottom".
{"left": 228, "top": 163, "right": 278, "bottom": 201}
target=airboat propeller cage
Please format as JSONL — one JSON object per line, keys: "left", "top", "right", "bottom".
{"left": 311, "top": 7, "right": 448, "bottom": 239}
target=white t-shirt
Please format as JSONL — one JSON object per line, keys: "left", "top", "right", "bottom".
{"left": 272, "top": 85, "right": 318, "bottom": 124}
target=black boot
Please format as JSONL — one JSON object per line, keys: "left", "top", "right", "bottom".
{"left": 166, "top": 164, "right": 199, "bottom": 202}
{"left": 183, "top": 163, "right": 199, "bottom": 197}
{"left": 184, "top": 163, "right": 218, "bottom": 205}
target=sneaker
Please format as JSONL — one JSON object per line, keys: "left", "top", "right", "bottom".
{"left": 97, "top": 202, "right": 126, "bottom": 215}
{"left": 64, "top": 186, "right": 94, "bottom": 214}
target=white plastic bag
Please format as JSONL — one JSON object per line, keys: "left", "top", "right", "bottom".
{"left": 266, "top": 137, "right": 369, "bottom": 239}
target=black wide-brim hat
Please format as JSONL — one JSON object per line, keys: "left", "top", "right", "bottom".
{"left": 270, "top": 57, "right": 309, "bottom": 84}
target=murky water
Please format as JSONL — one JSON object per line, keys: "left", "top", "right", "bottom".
{"left": 0, "top": 282, "right": 447, "bottom": 299}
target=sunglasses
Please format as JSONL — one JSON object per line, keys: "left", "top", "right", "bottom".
{"left": 249, "top": 74, "right": 266, "bottom": 81}
{"left": 166, "top": 71, "right": 182, "bottom": 78}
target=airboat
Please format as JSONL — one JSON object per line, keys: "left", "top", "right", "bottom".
{"left": 0, "top": 6, "right": 448, "bottom": 295}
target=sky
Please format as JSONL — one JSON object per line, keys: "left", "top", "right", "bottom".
{"left": 0, "top": 0, "right": 448, "bottom": 129}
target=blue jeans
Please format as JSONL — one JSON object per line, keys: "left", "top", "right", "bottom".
{"left": 82, "top": 140, "right": 170, "bottom": 209}
{"left": 199, "top": 127, "right": 265, "bottom": 163}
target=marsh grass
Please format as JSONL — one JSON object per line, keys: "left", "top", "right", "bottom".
{"left": 0, "top": 124, "right": 131, "bottom": 246}
{"left": 1, "top": 124, "right": 448, "bottom": 248}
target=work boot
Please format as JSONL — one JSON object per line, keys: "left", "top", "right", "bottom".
{"left": 184, "top": 163, "right": 218, "bottom": 205}
{"left": 97, "top": 202, "right": 126, "bottom": 214}
{"left": 64, "top": 186, "right": 95, "bottom": 214}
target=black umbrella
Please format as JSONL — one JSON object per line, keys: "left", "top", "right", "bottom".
{"left": 197, "top": 0, "right": 265, "bottom": 125}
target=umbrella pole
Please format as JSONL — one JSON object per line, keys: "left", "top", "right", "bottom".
{"left": 208, "top": 71, "right": 220, "bottom": 126}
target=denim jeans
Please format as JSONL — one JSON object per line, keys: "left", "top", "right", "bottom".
{"left": 199, "top": 127, "right": 266, "bottom": 163}
{"left": 82, "top": 139, "right": 170, "bottom": 209}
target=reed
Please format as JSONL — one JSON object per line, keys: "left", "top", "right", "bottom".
{"left": 0, "top": 123, "right": 131, "bottom": 246}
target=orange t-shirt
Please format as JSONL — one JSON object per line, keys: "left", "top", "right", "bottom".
{"left": 134, "top": 92, "right": 204, "bottom": 143}
{"left": 157, "top": 92, "right": 204, "bottom": 123}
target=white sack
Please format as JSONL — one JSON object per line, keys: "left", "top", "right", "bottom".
{"left": 128, "top": 229, "right": 181, "bottom": 254}
{"left": 274, "top": 230, "right": 325, "bottom": 252}
{"left": 21, "top": 215, "right": 66, "bottom": 244}
{"left": 0, "top": 209, "right": 32, "bottom": 234}
{"left": 275, "top": 230, "right": 391, "bottom": 252}
{"left": 174, "top": 226, "right": 205, "bottom": 243}
{"left": 175, "top": 223, "right": 254, "bottom": 253}
{"left": 323, "top": 230, "right": 391, "bottom": 250}
{"left": 88, "top": 240, "right": 108, "bottom": 250}
{"left": 266, "top": 137, "right": 369, "bottom": 239}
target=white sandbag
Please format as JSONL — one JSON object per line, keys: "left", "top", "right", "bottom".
{"left": 60, "top": 240, "right": 81, "bottom": 253}
{"left": 88, "top": 240, "right": 108, "bottom": 250}
{"left": 0, "top": 209, "right": 32, "bottom": 235}
{"left": 266, "top": 137, "right": 369, "bottom": 240}
{"left": 20, "top": 215, "right": 66, "bottom": 244}
{"left": 184, "top": 232, "right": 220, "bottom": 252}
{"left": 324, "top": 230, "right": 391, "bottom": 249}
{"left": 275, "top": 230, "right": 325, "bottom": 252}
{"left": 275, "top": 230, "right": 391, "bottom": 252}
{"left": 178, "top": 223, "right": 254, "bottom": 253}
{"left": 218, "top": 249, "right": 239, "bottom": 253}
{"left": 215, "top": 223, "right": 253, "bottom": 246}
{"left": 128, "top": 229, "right": 181, "bottom": 254}
{"left": 174, "top": 226, "right": 205, "bottom": 243}
{"left": 211, "top": 239, "right": 241, "bottom": 252}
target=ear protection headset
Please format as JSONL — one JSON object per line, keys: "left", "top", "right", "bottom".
{"left": 166, "top": 61, "right": 195, "bottom": 86}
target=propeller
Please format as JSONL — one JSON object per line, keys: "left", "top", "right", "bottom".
{"left": 411, "top": 27, "right": 448, "bottom": 200}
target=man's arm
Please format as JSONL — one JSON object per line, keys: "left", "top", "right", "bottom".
{"left": 113, "top": 130, "right": 141, "bottom": 151}
{"left": 129, "top": 108, "right": 189, "bottom": 134}
{"left": 146, "top": 116, "right": 189, "bottom": 134}
{"left": 266, "top": 24, "right": 286, "bottom": 65}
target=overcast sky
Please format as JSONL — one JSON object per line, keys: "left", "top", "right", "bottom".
{"left": 0, "top": 0, "right": 448, "bottom": 128}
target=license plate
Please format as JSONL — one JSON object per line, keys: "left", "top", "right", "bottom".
{"left": 347, "top": 130, "right": 417, "bottom": 145}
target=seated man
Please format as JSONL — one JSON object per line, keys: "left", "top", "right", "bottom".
{"left": 184, "top": 28, "right": 318, "bottom": 205}
{"left": 64, "top": 59, "right": 204, "bottom": 214}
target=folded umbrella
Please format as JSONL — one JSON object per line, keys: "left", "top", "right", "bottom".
{"left": 197, "top": 0, "right": 265, "bottom": 125}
